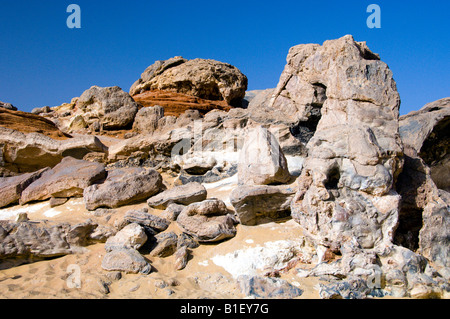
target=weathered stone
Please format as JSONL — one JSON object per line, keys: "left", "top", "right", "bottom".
{"left": 74, "top": 86, "right": 139, "bottom": 130}
{"left": 148, "top": 232, "right": 178, "bottom": 257}
{"left": 105, "top": 223, "right": 148, "bottom": 252}
{"left": 238, "top": 126, "right": 291, "bottom": 186}
{"left": 0, "top": 219, "right": 97, "bottom": 259}
{"left": 121, "top": 208, "right": 170, "bottom": 233}
{"left": 160, "top": 203, "right": 185, "bottom": 221}
{"left": 0, "top": 127, "right": 107, "bottom": 173}
{"left": 398, "top": 99, "right": 450, "bottom": 269}
{"left": 174, "top": 245, "right": 189, "bottom": 270}
{"left": 83, "top": 167, "right": 163, "bottom": 210}
{"left": 182, "top": 198, "right": 228, "bottom": 216}
{"left": 0, "top": 167, "right": 50, "bottom": 208}
{"left": 288, "top": 36, "right": 403, "bottom": 252}
{"left": 0, "top": 101, "right": 18, "bottom": 111}
{"left": 132, "top": 105, "right": 165, "bottom": 134}
{"left": 101, "top": 248, "right": 151, "bottom": 274}
{"left": 237, "top": 275, "right": 303, "bottom": 299}
{"left": 147, "top": 182, "right": 207, "bottom": 209}
{"left": 230, "top": 184, "right": 296, "bottom": 225}
{"left": 20, "top": 157, "right": 106, "bottom": 204}
{"left": 177, "top": 199, "right": 236, "bottom": 243}
{"left": 130, "top": 57, "right": 248, "bottom": 107}
{"left": 49, "top": 197, "right": 69, "bottom": 208}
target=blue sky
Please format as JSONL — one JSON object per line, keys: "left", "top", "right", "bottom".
{"left": 0, "top": 0, "right": 448, "bottom": 115}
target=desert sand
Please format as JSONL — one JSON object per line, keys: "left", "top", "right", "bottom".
{"left": 0, "top": 174, "right": 321, "bottom": 299}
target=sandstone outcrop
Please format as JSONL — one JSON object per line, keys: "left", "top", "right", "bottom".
{"left": 130, "top": 57, "right": 248, "bottom": 108}
{"left": 0, "top": 107, "right": 68, "bottom": 139}
{"left": 132, "top": 90, "right": 231, "bottom": 117}
{"left": 288, "top": 35, "right": 403, "bottom": 252}
{"left": 399, "top": 98, "right": 450, "bottom": 191}
{"left": 0, "top": 127, "right": 107, "bottom": 174}
{"left": 47, "top": 86, "right": 139, "bottom": 134}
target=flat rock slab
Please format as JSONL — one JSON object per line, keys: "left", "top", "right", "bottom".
{"left": 0, "top": 167, "right": 50, "bottom": 208}
{"left": 121, "top": 208, "right": 170, "bottom": 233}
{"left": 84, "top": 167, "right": 163, "bottom": 210}
{"left": 20, "top": 157, "right": 106, "bottom": 204}
{"left": 147, "top": 182, "right": 207, "bottom": 209}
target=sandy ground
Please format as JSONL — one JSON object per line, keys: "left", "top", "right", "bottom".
{"left": 0, "top": 174, "right": 322, "bottom": 299}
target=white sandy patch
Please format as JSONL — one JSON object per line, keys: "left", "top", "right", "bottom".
{"left": 0, "top": 202, "right": 49, "bottom": 220}
{"left": 203, "top": 174, "right": 238, "bottom": 191}
{"left": 198, "top": 260, "right": 209, "bottom": 267}
{"left": 0, "top": 198, "right": 86, "bottom": 221}
{"left": 211, "top": 240, "right": 303, "bottom": 278}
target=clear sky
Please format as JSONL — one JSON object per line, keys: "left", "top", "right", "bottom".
{"left": 0, "top": 0, "right": 448, "bottom": 115}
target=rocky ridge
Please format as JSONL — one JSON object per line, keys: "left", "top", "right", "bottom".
{"left": 0, "top": 35, "right": 448, "bottom": 299}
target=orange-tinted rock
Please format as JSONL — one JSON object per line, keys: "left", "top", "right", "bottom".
{"left": 132, "top": 90, "right": 231, "bottom": 117}
{"left": 0, "top": 108, "right": 69, "bottom": 140}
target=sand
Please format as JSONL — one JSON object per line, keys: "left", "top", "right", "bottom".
{"left": 0, "top": 174, "right": 322, "bottom": 299}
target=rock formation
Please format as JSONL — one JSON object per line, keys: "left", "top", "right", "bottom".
{"left": 0, "top": 35, "right": 448, "bottom": 299}
{"left": 176, "top": 199, "right": 237, "bottom": 242}
{"left": 0, "top": 127, "right": 107, "bottom": 174}
{"left": 398, "top": 98, "right": 450, "bottom": 270}
{"left": 83, "top": 167, "right": 163, "bottom": 210}
{"left": 237, "top": 126, "right": 291, "bottom": 186}
{"left": 288, "top": 35, "right": 403, "bottom": 253}
{"left": 20, "top": 157, "right": 106, "bottom": 205}
{"left": 130, "top": 56, "right": 248, "bottom": 108}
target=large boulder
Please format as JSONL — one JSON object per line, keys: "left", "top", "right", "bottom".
{"left": 72, "top": 86, "right": 138, "bottom": 130}
{"left": 48, "top": 86, "right": 139, "bottom": 133}
{"left": 20, "top": 157, "right": 106, "bottom": 204}
{"left": 288, "top": 35, "right": 403, "bottom": 252}
{"left": 176, "top": 199, "right": 237, "bottom": 242}
{"left": 266, "top": 35, "right": 400, "bottom": 126}
{"left": 0, "top": 127, "right": 107, "bottom": 173}
{"left": 132, "top": 105, "right": 165, "bottom": 134}
{"left": 130, "top": 56, "right": 248, "bottom": 108}
{"left": 83, "top": 167, "right": 163, "bottom": 210}
{"left": 238, "top": 126, "right": 291, "bottom": 186}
